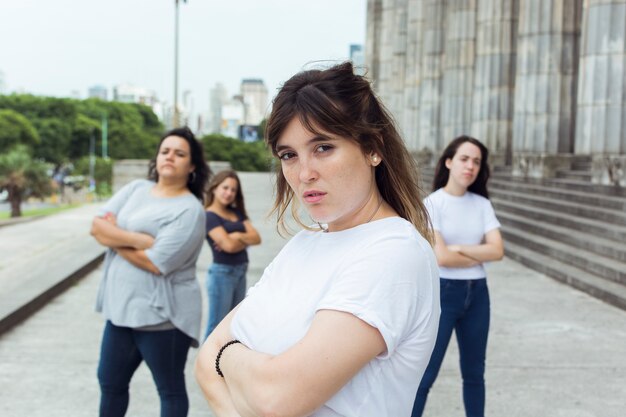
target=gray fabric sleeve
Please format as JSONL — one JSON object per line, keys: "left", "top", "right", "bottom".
{"left": 145, "top": 204, "right": 204, "bottom": 276}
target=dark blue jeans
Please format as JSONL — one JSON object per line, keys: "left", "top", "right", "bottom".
{"left": 412, "top": 278, "right": 490, "bottom": 417}
{"left": 204, "top": 262, "right": 248, "bottom": 339}
{"left": 97, "top": 321, "right": 192, "bottom": 417}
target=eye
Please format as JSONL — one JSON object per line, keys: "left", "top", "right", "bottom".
{"left": 316, "top": 144, "right": 333, "bottom": 153}
{"left": 278, "top": 151, "right": 296, "bottom": 161}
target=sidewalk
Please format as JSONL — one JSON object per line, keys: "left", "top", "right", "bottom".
{"left": 0, "top": 172, "right": 624, "bottom": 416}
{"left": 0, "top": 203, "right": 106, "bottom": 335}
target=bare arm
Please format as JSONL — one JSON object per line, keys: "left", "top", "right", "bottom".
{"left": 195, "top": 307, "right": 243, "bottom": 417}
{"left": 115, "top": 247, "right": 161, "bottom": 275}
{"left": 449, "top": 228, "right": 504, "bottom": 263}
{"left": 236, "top": 220, "right": 261, "bottom": 246}
{"left": 90, "top": 215, "right": 154, "bottom": 250}
{"left": 197, "top": 309, "right": 386, "bottom": 417}
{"left": 209, "top": 227, "right": 249, "bottom": 253}
{"left": 432, "top": 231, "right": 480, "bottom": 268}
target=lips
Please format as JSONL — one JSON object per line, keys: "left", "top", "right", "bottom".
{"left": 303, "top": 190, "right": 326, "bottom": 204}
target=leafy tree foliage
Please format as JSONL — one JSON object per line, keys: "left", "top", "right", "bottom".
{"left": 74, "top": 156, "right": 113, "bottom": 196}
{"left": 0, "top": 109, "right": 40, "bottom": 149}
{"left": 201, "top": 134, "right": 272, "bottom": 172}
{"left": 0, "top": 146, "right": 52, "bottom": 217}
{"left": 0, "top": 95, "right": 163, "bottom": 164}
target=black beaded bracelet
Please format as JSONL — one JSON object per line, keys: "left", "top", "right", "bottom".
{"left": 215, "top": 339, "right": 241, "bottom": 377}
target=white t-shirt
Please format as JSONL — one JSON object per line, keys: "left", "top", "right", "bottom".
{"left": 425, "top": 188, "right": 501, "bottom": 279}
{"left": 231, "top": 217, "right": 440, "bottom": 417}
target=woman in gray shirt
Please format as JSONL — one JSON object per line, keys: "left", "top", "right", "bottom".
{"left": 90, "top": 127, "right": 210, "bottom": 417}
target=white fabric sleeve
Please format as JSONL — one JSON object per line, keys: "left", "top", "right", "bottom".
{"left": 316, "top": 238, "right": 426, "bottom": 358}
{"left": 482, "top": 199, "right": 501, "bottom": 233}
{"left": 145, "top": 206, "right": 204, "bottom": 276}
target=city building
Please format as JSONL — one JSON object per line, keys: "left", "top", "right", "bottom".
{"left": 113, "top": 84, "right": 158, "bottom": 107}
{"left": 240, "top": 78, "right": 269, "bottom": 126}
{"left": 88, "top": 85, "right": 108, "bottom": 101}
{"left": 208, "top": 83, "right": 228, "bottom": 134}
{"left": 220, "top": 96, "right": 245, "bottom": 139}
{"left": 350, "top": 44, "right": 365, "bottom": 75}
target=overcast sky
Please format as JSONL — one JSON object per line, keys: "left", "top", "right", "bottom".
{"left": 0, "top": 0, "right": 366, "bottom": 115}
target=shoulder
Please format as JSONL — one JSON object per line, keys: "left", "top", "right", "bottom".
{"left": 119, "top": 179, "right": 153, "bottom": 194}
{"left": 467, "top": 192, "right": 493, "bottom": 209}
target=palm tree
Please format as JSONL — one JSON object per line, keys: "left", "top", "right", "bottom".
{"left": 0, "top": 146, "right": 52, "bottom": 217}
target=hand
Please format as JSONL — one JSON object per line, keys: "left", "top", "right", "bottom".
{"left": 103, "top": 212, "right": 117, "bottom": 225}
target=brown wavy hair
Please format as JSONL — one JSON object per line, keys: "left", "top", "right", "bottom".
{"left": 204, "top": 170, "right": 249, "bottom": 219}
{"left": 264, "top": 61, "right": 433, "bottom": 244}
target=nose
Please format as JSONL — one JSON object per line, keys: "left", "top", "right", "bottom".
{"left": 298, "top": 157, "right": 318, "bottom": 183}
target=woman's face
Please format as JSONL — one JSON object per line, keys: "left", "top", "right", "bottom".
{"left": 445, "top": 141, "right": 482, "bottom": 190}
{"left": 213, "top": 177, "right": 238, "bottom": 207}
{"left": 156, "top": 135, "right": 194, "bottom": 184}
{"left": 276, "top": 117, "right": 380, "bottom": 232}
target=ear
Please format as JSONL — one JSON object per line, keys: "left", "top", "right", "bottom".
{"left": 370, "top": 154, "right": 381, "bottom": 167}
{"left": 445, "top": 158, "right": 452, "bottom": 170}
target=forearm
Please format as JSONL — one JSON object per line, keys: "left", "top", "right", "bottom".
{"left": 115, "top": 248, "right": 161, "bottom": 275}
{"left": 91, "top": 218, "right": 153, "bottom": 249}
{"left": 237, "top": 231, "right": 261, "bottom": 246}
{"left": 195, "top": 340, "right": 242, "bottom": 417}
{"left": 196, "top": 308, "right": 243, "bottom": 417}
{"left": 457, "top": 243, "right": 504, "bottom": 263}
{"left": 218, "top": 234, "right": 248, "bottom": 253}
{"left": 436, "top": 248, "right": 480, "bottom": 268}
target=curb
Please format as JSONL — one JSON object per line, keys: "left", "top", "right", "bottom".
{"left": 0, "top": 251, "right": 105, "bottom": 337}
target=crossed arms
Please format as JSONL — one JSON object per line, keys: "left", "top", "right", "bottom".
{"left": 194, "top": 307, "right": 386, "bottom": 417}
{"left": 90, "top": 213, "right": 161, "bottom": 275}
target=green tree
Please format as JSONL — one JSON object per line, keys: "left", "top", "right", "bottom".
{"left": 74, "top": 156, "right": 113, "bottom": 196}
{"left": 0, "top": 109, "right": 40, "bottom": 150}
{"left": 201, "top": 134, "right": 272, "bottom": 172}
{"left": 0, "top": 146, "right": 52, "bottom": 217}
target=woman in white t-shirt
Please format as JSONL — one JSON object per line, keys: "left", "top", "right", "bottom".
{"left": 411, "top": 136, "right": 504, "bottom": 417}
{"left": 195, "top": 61, "right": 441, "bottom": 417}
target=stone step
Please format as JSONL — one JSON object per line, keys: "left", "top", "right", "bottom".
{"left": 504, "top": 241, "right": 626, "bottom": 311}
{"left": 501, "top": 226, "right": 626, "bottom": 287}
{"left": 555, "top": 170, "right": 593, "bottom": 182}
{"left": 491, "top": 173, "right": 626, "bottom": 197}
{"left": 489, "top": 178, "right": 626, "bottom": 211}
{"left": 492, "top": 189, "right": 626, "bottom": 226}
{"left": 498, "top": 211, "right": 626, "bottom": 262}
{"left": 492, "top": 198, "right": 626, "bottom": 243}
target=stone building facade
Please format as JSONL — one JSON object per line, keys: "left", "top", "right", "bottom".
{"left": 366, "top": 0, "right": 626, "bottom": 185}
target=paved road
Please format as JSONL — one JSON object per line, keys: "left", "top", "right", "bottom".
{"left": 0, "top": 172, "right": 625, "bottom": 416}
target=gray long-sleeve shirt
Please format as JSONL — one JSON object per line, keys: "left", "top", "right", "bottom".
{"left": 95, "top": 179, "right": 205, "bottom": 346}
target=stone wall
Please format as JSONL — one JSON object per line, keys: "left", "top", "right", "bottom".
{"left": 366, "top": 0, "right": 626, "bottom": 184}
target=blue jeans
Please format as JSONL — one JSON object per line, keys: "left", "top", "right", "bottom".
{"left": 97, "top": 321, "right": 192, "bottom": 417}
{"left": 204, "top": 262, "right": 248, "bottom": 339}
{"left": 412, "top": 278, "right": 490, "bottom": 417}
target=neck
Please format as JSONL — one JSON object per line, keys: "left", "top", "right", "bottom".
{"left": 154, "top": 180, "right": 189, "bottom": 197}
{"left": 443, "top": 181, "right": 467, "bottom": 196}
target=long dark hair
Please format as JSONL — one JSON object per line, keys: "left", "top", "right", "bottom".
{"left": 265, "top": 61, "right": 433, "bottom": 244}
{"left": 433, "top": 135, "right": 490, "bottom": 199}
{"left": 204, "top": 170, "right": 249, "bottom": 219}
{"left": 148, "top": 126, "right": 210, "bottom": 200}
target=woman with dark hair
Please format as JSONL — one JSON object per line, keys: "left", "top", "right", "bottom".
{"left": 411, "top": 135, "right": 504, "bottom": 417}
{"left": 90, "top": 126, "right": 210, "bottom": 417}
{"left": 203, "top": 170, "right": 261, "bottom": 339}
{"left": 195, "top": 62, "right": 440, "bottom": 417}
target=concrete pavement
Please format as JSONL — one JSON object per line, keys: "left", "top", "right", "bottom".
{"left": 0, "top": 172, "right": 625, "bottom": 416}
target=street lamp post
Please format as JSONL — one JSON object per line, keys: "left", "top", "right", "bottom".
{"left": 173, "top": 0, "right": 187, "bottom": 128}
